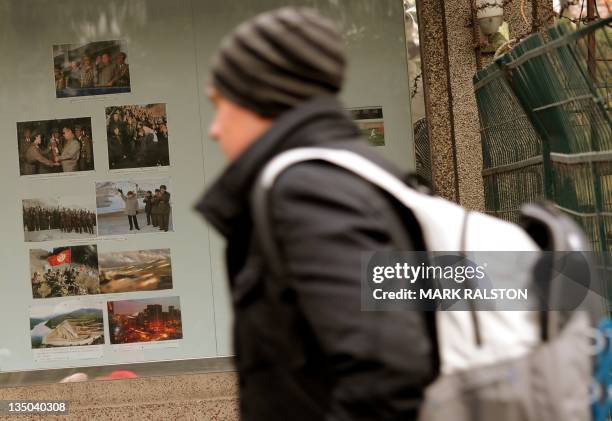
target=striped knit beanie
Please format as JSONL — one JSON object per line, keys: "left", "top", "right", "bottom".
{"left": 210, "top": 7, "right": 346, "bottom": 118}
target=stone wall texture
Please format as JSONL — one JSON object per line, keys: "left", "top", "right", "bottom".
{"left": 416, "top": 0, "right": 459, "bottom": 203}
{"left": 0, "top": 371, "right": 239, "bottom": 421}
{"left": 418, "top": 0, "right": 484, "bottom": 210}
{"left": 418, "top": 0, "right": 553, "bottom": 211}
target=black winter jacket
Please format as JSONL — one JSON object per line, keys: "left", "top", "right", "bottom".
{"left": 197, "top": 98, "right": 437, "bottom": 421}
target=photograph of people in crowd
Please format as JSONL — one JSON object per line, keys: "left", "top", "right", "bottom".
{"left": 53, "top": 40, "right": 130, "bottom": 98}
{"left": 30, "top": 245, "right": 100, "bottom": 299}
{"left": 96, "top": 178, "right": 172, "bottom": 236}
{"left": 106, "top": 104, "right": 170, "bottom": 170}
{"left": 17, "top": 118, "right": 94, "bottom": 176}
{"left": 23, "top": 196, "right": 97, "bottom": 242}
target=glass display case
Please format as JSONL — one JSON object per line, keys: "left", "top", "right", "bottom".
{"left": 0, "top": 0, "right": 417, "bottom": 387}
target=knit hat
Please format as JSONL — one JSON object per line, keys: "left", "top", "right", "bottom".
{"left": 210, "top": 7, "right": 346, "bottom": 118}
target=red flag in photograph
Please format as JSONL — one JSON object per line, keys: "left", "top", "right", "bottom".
{"left": 48, "top": 249, "right": 71, "bottom": 266}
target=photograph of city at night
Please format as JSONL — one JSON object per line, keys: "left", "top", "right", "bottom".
{"left": 107, "top": 296, "right": 182, "bottom": 344}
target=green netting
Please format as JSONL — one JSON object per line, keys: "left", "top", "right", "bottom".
{"left": 475, "top": 17, "right": 611, "bottom": 247}
{"left": 474, "top": 17, "right": 612, "bottom": 310}
{"left": 474, "top": 50, "right": 544, "bottom": 223}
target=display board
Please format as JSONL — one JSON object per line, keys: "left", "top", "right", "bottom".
{"left": 0, "top": 0, "right": 415, "bottom": 375}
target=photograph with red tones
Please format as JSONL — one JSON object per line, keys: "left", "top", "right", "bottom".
{"left": 30, "top": 245, "right": 100, "bottom": 299}
{"left": 107, "top": 297, "right": 182, "bottom": 345}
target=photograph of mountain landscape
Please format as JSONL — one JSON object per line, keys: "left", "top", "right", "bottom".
{"left": 98, "top": 248, "right": 172, "bottom": 294}
{"left": 30, "top": 302, "right": 104, "bottom": 349}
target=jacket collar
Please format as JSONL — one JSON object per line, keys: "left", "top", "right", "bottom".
{"left": 196, "top": 96, "right": 360, "bottom": 238}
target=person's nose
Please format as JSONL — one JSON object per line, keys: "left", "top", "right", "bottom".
{"left": 208, "top": 118, "right": 220, "bottom": 142}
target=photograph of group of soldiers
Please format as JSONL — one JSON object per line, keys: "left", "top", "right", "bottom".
{"left": 96, "top": 179, "right": 173, "bottom": 236}
{"left": 53, "top": 40, "right": 131, "bottom": 98}
{"left": 106, "top": 104, "right": 170, "bottom": 170}
{"left": 29, "top": 244, "right": 174, "bottom": 299}
{"left": 30, "top": 245, "right": 100, "bottom": 299}
{"left": 23, "top": 197, "right": 97, "bottom": 242}
{"left": 19, "top": 41, "right": 178, "bottom": 339}
{"left": 17, "top": 118, "right": 94, "bottom": 176}
{"left": 142, "top": 187, "right": 172, "bottom": 231}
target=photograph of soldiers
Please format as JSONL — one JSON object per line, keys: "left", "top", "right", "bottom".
{"left": 105, "top": 104, "right": 170, "bottom": 170}
{"left": 150, "top": 189, "right": 162, "bottom": 228}
{"left": 75, "top": 125, "right": 94, "bottom": 171}
{"left": 96, "top": 179, "right": 172, "bottom": 236}
{"left": 23, "top": 197, "right": 97, "bottom": 242}
{"left": 22, "top": 130, "right": 61, "bottom": 174}
{"left": 144, "top": 191, "right": 154, "bottom": 226}
{"left": 30, "top": 245, "right": 100, "bottom": 299}
{"left": 53, "top": 40, "right": 130, "bottom": 98}
{"left": 16, "top": 118, "right": 94, "bottom": 176}
{"left": 57, "top": 127, "right": 80, "bottom": 172}
{"left": 157, "top": 185, "right": 172, "bottom": 232}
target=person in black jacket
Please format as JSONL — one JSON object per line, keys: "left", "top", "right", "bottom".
{"left": 196, "top": 7, "right": 437, "bottom": 421}
{"left": 143, "top": 191, "right": 154, "bottom": 226}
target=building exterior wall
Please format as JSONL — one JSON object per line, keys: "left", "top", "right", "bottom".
{"left": 418, "top": 0, "right": 554, "bottom": 211}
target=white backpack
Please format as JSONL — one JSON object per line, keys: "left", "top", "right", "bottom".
{"left": 253, "top": 147, "right": 603, "bottom": 421}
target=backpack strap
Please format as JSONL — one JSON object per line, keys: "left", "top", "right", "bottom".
{"left": 251, "top": 147, "right": 448, "bottom": 280}
{"left": 252, "top": 147, "right": 469, "bottom": 271}
{"left": 251, "top": 147, "right": 541, "bottom": 374}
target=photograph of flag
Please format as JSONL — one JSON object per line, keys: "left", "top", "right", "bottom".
{"left": 30, "top": 245, "right": 100, "bottom": 299}
{"left": 48, "top": 249, "right": 71, "bottom": 266}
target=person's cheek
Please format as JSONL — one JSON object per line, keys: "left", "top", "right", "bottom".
{"left": 216, "top": 120, "right": 234, "bottom": 159}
